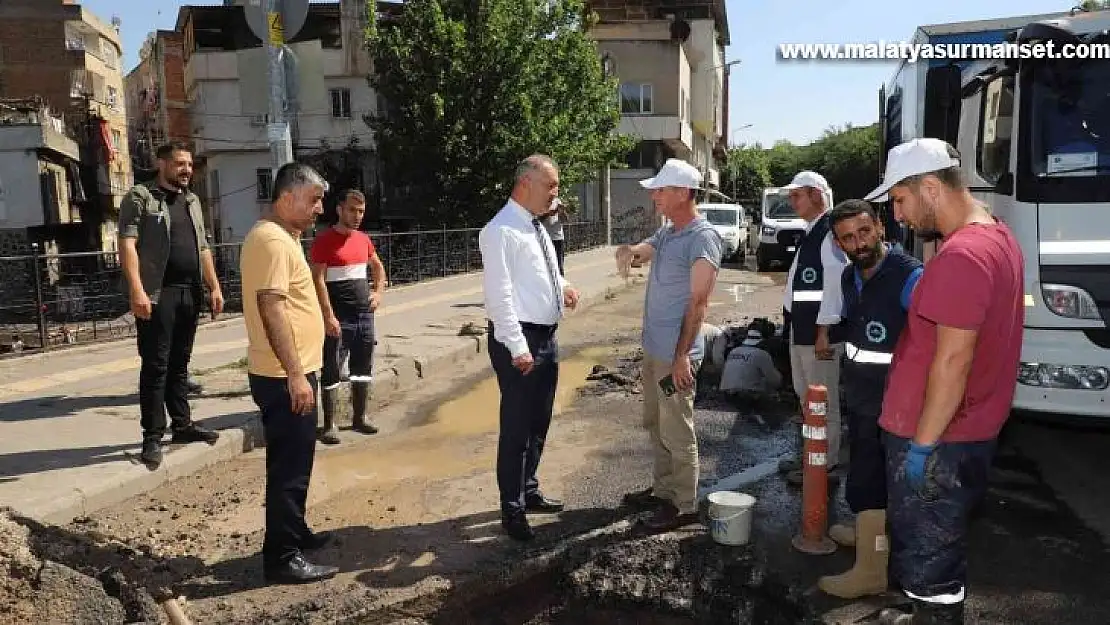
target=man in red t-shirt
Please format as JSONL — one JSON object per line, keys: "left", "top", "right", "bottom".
{"left": 308, "top": 190, "right": 388, "bottom": 443}
{"left": 863, "top": 138, "right": 1024, "bottom": 625}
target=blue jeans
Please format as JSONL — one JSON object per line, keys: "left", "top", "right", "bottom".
{"left": 884, "top": 431, "right": 995, "bottom": 603}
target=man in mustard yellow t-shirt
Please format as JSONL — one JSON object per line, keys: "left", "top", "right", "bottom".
{"left": 240, "top": 162, "right": 337, "bottom": 584}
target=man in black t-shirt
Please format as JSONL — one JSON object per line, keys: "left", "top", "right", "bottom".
{"left": 118, "top": 141, "right": 225, "bottom": 467}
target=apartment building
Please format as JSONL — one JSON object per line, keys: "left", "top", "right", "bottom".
{"left": 0, "top": 0, "right": 131, "bottom": 253}
{"left": 176, "top": 0, "right": 385, "bottom": 244}
{"left": 585, "top": 0, "right": 731, "bottom": 236}
{"left": 124, "top": 30, "right": 191, "bottom": 172}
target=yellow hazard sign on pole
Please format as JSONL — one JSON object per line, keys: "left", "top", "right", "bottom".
{"left": 267, "top": 12, "right": 284, "bottom": 44}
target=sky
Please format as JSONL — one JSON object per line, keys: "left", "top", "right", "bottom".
{"left": 83, "top": 0, "right": 1074, "bottom": 147}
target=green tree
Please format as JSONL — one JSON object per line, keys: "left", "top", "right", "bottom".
{"left": 366, "top": 0, "right": 634, "bottom": 225}
{"left": 1080, "top": 0, "right": 1110, "bottom": 10}
{"left": 720, "top": 145, "right": 771, "bottom": 202}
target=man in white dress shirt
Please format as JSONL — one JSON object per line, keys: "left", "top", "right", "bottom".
{"left": 479, "top": 154, "right": 580, "bottom": 542}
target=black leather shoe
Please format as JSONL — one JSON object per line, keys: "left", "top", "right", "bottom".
{"left": 186, "top": 377, "right": 203, "bottom": 396}
{"left": 171, "top": 424, "right": 220, "bottom": 444}
{"left": 501, "top": 512, "right": 535, "bottom": 542}
{"left": 524, "top": 493, "right": 564, "bottom": 513}
{"left": 301, "top": 531, "right": 335, "bottom": 551}
{"left": 641, "top": 502, "right": 700, "bottom": 532}
{"left": 140, "top": 438, "right": 162, "bottom": 468}
{"left": 622, "top": 487, "right": 666, "bottom": 509}
{"left": 263, "top": 553, "right": 339, "bottom": 584}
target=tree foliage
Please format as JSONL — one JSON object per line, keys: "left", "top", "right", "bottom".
{"left": 722, "top": 123, "right": 880, "bottom": 204}
{"left": 366, "top": 0, "right": 634, "bottom": 225}
{"left": 1080, "top": 0, "right": 1110, "bottom": 10}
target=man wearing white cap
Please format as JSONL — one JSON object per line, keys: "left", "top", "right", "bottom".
{"left": 718, "top": 327, "right": 782, "bottom": 400}
{"left": 779, "top": 170, "right": 849, "bottom": 484}
{"left": 614, "top": 158, "right": 723, "bottom": 532}
{"left": 864, "top": 138, "right": 1023, "bottom": 625}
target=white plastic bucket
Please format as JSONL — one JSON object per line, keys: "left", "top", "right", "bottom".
{"left": 707, "top": 491, "right": 756, "bottom": 546}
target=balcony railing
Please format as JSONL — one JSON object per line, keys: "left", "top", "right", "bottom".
{"left": 0, "top": 221, "right": 607, "bottom": 355}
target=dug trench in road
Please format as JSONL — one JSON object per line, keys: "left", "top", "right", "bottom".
{"left": 69, "top": 266, "right": 787, "bottom": 624}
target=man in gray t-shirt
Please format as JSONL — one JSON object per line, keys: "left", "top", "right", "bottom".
{"left": 614, "top": 158, "right": 722, "bottom": 532}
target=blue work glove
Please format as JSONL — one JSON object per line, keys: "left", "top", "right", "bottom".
{"left": 904, "top": 441, "right": 937, "bottom": 496}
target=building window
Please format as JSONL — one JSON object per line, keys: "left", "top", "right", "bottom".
{"left": 106, "top": 86, "right": 119, "bottom": 110}
{"left": 111, "top": 130, "right": 122, "bottom": 152}
{"left": 620, "top": 83, "right": 653, "bottom": 114}
{"left": 256, "top": 168, "right": 273, "bottom": 201}
{"left": 680, "top": 88, "right": 685, "bottom": 119}
{"left": 330, "top": 88, "right": 352, "bottom": 119}
{"left": 625, "top": 141, "right": 665, "bottom": 169}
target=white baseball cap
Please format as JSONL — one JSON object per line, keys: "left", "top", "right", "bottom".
{"left": 742, "top": 330, "right": 763, "bottom": 346}
{"left": 781, "top": 170, "right": 829, "bottom": 193}
{"left": 865, "top": 138, "right": 960, "bottom": 202}
{"left": 640, "top": 158, "right": 703, "bottom": 190}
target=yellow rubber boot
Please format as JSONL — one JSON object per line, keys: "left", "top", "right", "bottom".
{"left": 818, "top": 509, "right": 889, "bottom": 599}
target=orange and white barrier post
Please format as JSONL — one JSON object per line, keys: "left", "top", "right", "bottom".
{"left": 791, "top": 384, "right": 837, "bottom": 555}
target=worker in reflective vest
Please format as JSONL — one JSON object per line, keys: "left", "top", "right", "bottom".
{"left": 780, "top": 171, "right": 849, "bottom": 484}
{"left": 818, "top": 199, "right": 922, "bottom": 599}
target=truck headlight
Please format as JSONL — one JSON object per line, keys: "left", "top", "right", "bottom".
{"left": 1018, "top": 362, "right": 1110, "bottom": 390}
{"left": 761, "top": 226, "right": 775, "bottom": 237}
{"left": 1041, "top": 284, "right": 1101, "bottom": 320}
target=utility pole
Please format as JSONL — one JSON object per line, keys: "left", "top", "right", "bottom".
{"left": 601, "top": 162, "right": 611, "bottom": 246}
{"left": 265, "top": 0, "right": 293, "bottom": 176}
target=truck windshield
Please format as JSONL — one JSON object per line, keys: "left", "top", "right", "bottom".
{"left": 765, "top": 196, "right": 797, "bottom": 219}
{"left": 1030, "top": 59, "right": 1110, "bottom": 178}
{"left": 702, "top": 209, "right": 738, "bottom": 226}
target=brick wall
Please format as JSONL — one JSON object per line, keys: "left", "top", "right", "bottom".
{"left": 0, "top": 16, "right": 72, "bottom": 115}
{"left": 160, "top": 32, "right": 191, "bottom": 144}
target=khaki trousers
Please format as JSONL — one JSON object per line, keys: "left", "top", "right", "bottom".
{"left": 789, "top": 341, "right": 843, "bottom": 468}
{"left": 641, "top": 355, "right": 699, "bottom": 514}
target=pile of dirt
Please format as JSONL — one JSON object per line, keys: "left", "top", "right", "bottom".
{"left": 559, "top": 533, "right": 816, "bottom": 624}
{"left": 0, "top": 507, "right": 205, "bottom": 625}
{"left": 421, "top": 530, "right": 817, "bottom": 625}
{"left": 580, "top": 349, "right": 643, "bottom": 397}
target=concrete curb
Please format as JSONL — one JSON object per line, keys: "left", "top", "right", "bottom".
{"left": 29, "top": 272, "right": 641, "bottom": 526}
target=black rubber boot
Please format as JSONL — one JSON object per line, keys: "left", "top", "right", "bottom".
{"left": 351, "top": 382, "right": 378, "bottom": 434}
{"left": 318, "top": 387, "right": 341, "bottom": 445}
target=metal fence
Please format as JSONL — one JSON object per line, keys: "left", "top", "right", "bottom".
{"left": 0, "top": 220, "right": 607, "bottom": 354}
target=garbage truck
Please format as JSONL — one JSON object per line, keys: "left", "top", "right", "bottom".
{"left": 877, "top": 8, "right": 1110, "bottom": 419}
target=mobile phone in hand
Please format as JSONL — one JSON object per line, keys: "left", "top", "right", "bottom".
{"left": 659, "top": 374, "right": 676, "bottom": 397}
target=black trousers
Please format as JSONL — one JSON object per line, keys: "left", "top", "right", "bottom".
{"left": 488, "top": 321, "right": 559, "bottom": 514}
{"left": 321, "top": 311, "right": 376, "bottom": 389}
{"left": 136, "top": 285, "right": 199, "bottom": 439}
{"left": 552, "top": 239, "right": 565, "bottom": 276}
{"left": 885, "top": 432, "right": 995, "bottom": 603}
{"left": 844, "top": 403, "right": 887, "bottom": 512}
{"left": 250, "top": 372, "right": 319, "bottom": 567}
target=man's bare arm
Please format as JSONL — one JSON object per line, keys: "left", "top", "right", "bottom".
{"left": 200, "top": 249, "right": 220, "bottom": 293}
{"left": 369, "top": 252, "right": 387, "bottom": 299}
{"left": 119, "top": 238, "right": 143, "bottom": 296}
{"left": 673, "top": 259, "right": 718, "bottom": 361}
{"left": 914, "top": 324, "right": 978, "bottom": 445}
{"left": 257, "top": 291, "right": 305, "bottom": 378}
{"left": 310, "top": 264, "right": 337, "bottom": 321}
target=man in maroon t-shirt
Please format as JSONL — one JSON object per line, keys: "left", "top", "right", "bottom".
{"left": 863, "top": 138, "right": 1024, "bottom": 625}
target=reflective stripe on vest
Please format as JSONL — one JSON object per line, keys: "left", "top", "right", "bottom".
{"left": 793, "top": 290, "right": 822, "bottom": 302}
{"left": 845, "top": 342, "right": 892, "bottom": 364}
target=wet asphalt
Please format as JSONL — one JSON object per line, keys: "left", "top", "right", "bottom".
{"left": 556, "top": 266, "right": 1110, "bottom": 625}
